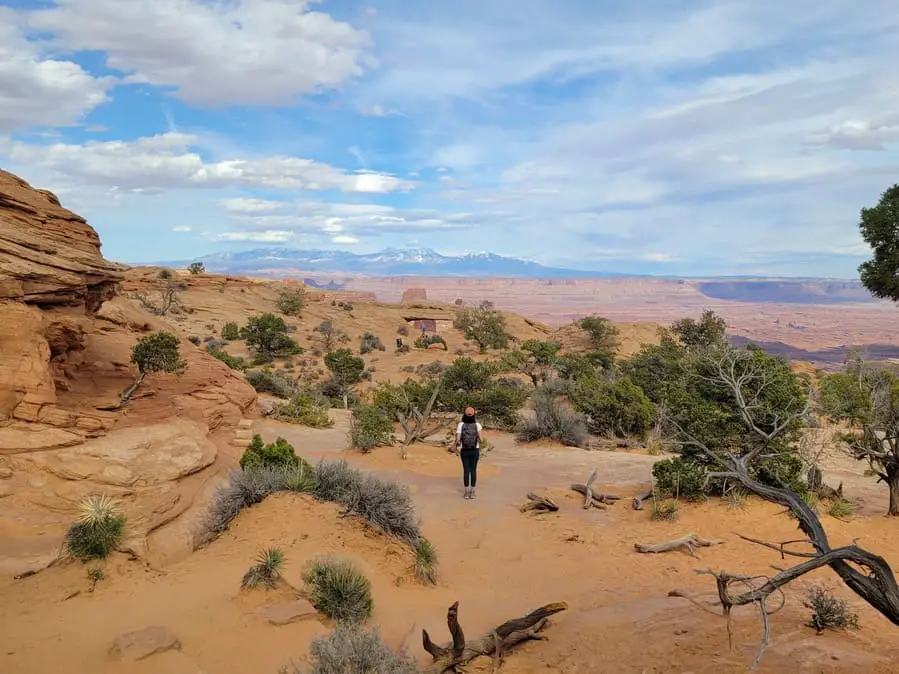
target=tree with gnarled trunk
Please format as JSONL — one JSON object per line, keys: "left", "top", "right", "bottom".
{"left": 820, "top": 355, "right": 899, "bottom": 515}
{"left": 374, "top": 376, "right": 449, "bottom": 458}
{"left": 662, "top": 342, "right": 899, "bottom": 669}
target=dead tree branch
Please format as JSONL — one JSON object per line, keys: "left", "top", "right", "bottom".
{"left": 397, "top": 375, "right": 449, "bottom": 458}
{"left": 422, "top": 601, "right": 567, "bottom": 672}
{"left": 520, "top": 493, "right": 559, "bottom": 514}
{"left": 632, "top": 490, "right": 653, "bottom": 510}
{"left": 634, "top": 533, "right": 724, "bottom": 558}
{"left": 570, "top": 471, "right": 620, "bottom": 509}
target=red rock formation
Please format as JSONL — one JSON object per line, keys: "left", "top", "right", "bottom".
{"left": 401, "top": 287, "right": 428, "bottom": 302}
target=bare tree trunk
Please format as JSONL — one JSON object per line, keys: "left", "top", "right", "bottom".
{"left": 889, "top": 470, "right": 899, "bottom": 516}
{"left": 119, "top": 372, "right": 146, "bottom": 406}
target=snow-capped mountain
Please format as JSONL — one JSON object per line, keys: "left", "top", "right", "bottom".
{"left": 154, "top": 247, "right": 630, "bottom": 278}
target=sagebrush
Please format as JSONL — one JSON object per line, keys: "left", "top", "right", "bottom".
{"left": 515, "top": 388, "right": 588, "bottom": 447}
{"left": 803, "top": 584, "right": 860, "bottom": 632}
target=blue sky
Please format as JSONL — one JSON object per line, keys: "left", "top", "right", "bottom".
{"left": 2, "top": 0, "right": 898, "bottom": 277}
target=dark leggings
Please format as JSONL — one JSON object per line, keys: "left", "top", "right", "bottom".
{"left": 460, "top": 449, "right": 480, "bottom": 487}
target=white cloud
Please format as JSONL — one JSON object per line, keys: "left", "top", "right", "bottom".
{"left": 216, "top": 230, "right": 294, "bottom": 243}
{"left": 28, "top": 0, "right": 375, "bottom": 106}
{"left": 809, "top": 118, "right": 899, "bottom": 151}
{"left": 172, "top": 225, "right": 192, "bottom": 232}
{"left": 332, "top": 235, "right": 360, "bottom": 244}
{"left": 0, "top": 11, "right": 114, "bottom": 133}
{"left": 1, "top": 133, "right": 413, "bottom": 193}
{"left": 220, "top": 197, "right": 286, "bottom": 214}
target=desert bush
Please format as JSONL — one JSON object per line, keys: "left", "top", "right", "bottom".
{"left": 195, "top": 467, "right": 293, "bottom": 546}
{"left": 803, "top": 584, "right": 859, "bottom": 632}
{"left": 569, "top": 375, "right": 656, "bottom": 439}
{"left": 650, "top": 499, "right": 679, "bottom": 521}
{"left": 325, "top": 348, "right": 366, "bottom": 407}
{"left": 240, "top": 313, "right": 302, "bottom": 358}
{"left": 313, "top": 459, "right": 364, "bottom": 503}
{"left": 158, "top": 268, "right": 173, "bottom": 279}
{"left": 87, "top": 566, "right": 105, "bottom": 591}
{"left": 208, "top": 348, "right": 247, "bottom": 371}
{"left": 283, "top": 623, "right": 418, "bottom": 674}
{"left": 414, "top": 333, "right": 447, "bottom": 350}
{"left": 271, "top": 392, "right": 334, "bottom": 428}
{"left": 221, "top": 322, "right": 240, "bottom": 341}
{"left": 240, "top": 435, "right": 314, "bottom": 475}
{"left": 516, "top": 388, "right": 588, "bottom": 447}
{"left": 438, "top": 357, "right": 528, "bottom": 428}
{"left": 241, "top": 547, "right": 285, "bottom": 589}
{"left": 342, "top": 302, "right": 354, "bottom": 311}
{"left": 652, "top": 457, "right": 709, "bottom": 501}
{"left": 453, "top": 305, "right": 509, "bottom": 352}
{"left": 349, "top": 404, "right": 394, "bottom": 452}
{"left": 395, "top": 343, "right": 410, "bottom": 354}
{"left": 302, "top": 556, "right": 373, "bottom": 623}
{"left": 343, "top": 474, "right": 420, "bottom": 544}
{"left": 359, "top": 332, "right": 386, "bottom": 354}
{"left": 205, "top": 338, "right": 227, "bottom": 350}
{"left": 828, "top": 498, "right": 856, "bottom": 518}
{"left": 188, "top": 262, "right": 205, "bottom": 274}
{"left": 577, "top": 315, "right": 619, "bottom": 369}
{"left": 723, "top": 487, "right": 748, "bottom": 509}
{"left": 64, "top": 495, "right": 126, "bottom": 561}
{"left": 413, "top": 538, "right": 438, "bottom": 585}
{"left": 131, "top": 331, "right": 187, "bottom": 380}
{"left": 276, "top": 287, "right": 305, "bottom": 316}
{"left": 245, "top": 369, "right": 295, "bottom": 398}
{"left": 188, "top": 335, "right": 201, "bottom": 345}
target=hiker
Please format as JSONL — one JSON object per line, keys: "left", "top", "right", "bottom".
{"left": 455, "top": 406, "right": 483, "bottom": 499}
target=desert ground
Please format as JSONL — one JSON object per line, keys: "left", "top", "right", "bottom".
{"left": 4, "top": 167, "right": 899, "bottom": 674}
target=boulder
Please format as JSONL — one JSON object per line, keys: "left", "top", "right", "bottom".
{"left": 109, "top": 625, "right": 181, "bottom": 661}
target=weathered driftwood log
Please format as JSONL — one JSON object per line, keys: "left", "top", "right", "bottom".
{"left": 520, "top": 492, "right": 560, "bottom": 513}
{"left": 634, "top": 533, "right": 724, "bottom": 558}
{"left": 570, "top": 483, "right": 621, "bottom": 507}
{"left": 632, "top": 490, "right": 653, "bottom": 510}
{"left": 422, "top": 601, "right": 568, "bottom": 672}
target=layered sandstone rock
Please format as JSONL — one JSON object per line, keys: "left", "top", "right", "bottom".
{"left": 0, "top": 170, "right": 258, "bottom": 573}
{"left": 0, "top": 169, "right": 122, "bottom": 307}
{"left": 401, "top": 287, "right": 428, "bottom": 302}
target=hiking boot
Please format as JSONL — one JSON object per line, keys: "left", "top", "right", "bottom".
{"left": 470, "top": 487, "right": 476, "bottom": 499}
{"left": 463, "top": 487, "right": 471, "bottom": 499}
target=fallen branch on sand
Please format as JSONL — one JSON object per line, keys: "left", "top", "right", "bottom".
{"left": 634, "top": 533, "right": 724, "bottom": 558}
{"left": 570, "top": 470, "right": 621, "bottom": 509}
{"left": 632, "top": 490, "right": 653, "bottom": 510}
{"left": 422, "top": 600, "right": 567, "bottom": 672}
{"left": 520, "top": 493, "right": 559, "bottom": 514}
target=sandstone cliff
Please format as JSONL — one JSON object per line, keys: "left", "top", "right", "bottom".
{"left": 0, "top": 170, "right": 257, "bottom": 574}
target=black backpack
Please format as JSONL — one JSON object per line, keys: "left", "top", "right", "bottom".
{"left": 459, "top": 422, "right": 479, "bottom": 451}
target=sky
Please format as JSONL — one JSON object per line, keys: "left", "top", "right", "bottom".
{"left": 1, "top": 0, "right": 898, "bottom": 277}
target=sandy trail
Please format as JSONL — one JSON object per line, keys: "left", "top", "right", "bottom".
{"left": 2, "top": 412, "right": 898, "bottom": 673}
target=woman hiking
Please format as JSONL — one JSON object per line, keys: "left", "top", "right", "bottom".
{"left": 455, "top": 407, "right": 482, "bottom": 499}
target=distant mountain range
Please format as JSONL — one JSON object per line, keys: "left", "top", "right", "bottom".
{"left": 158, "top": 247, "right": 637, "bottom": 278}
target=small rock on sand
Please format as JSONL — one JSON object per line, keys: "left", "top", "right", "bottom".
{"left": 109, "top": 625, "right": 181, "bottom": 661}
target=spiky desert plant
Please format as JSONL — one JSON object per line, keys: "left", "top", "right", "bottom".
{"left": 413, "top": 538, "right": 438, "bottom": 585}
{"left": 828, "top": 498, "right": 857, "bottom": 519}
{"left": 650, "top": 499, "right": 679, "bottom": 522}
{"left": 241, "top": 547, "right": 286, "bottom": 589}
{"left": 302, "top": 556, "right": 373, "bottom": 623}
{"left": 64, "top": 495, "right": 125, "bottom": 561}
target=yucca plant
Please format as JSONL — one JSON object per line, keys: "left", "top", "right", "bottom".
{"left": 241, "top": 547, "right": 286, "bottom": 589}
{"left": 64, "top": 495, "right": 125, "bottom": 561}
{"left": 413, "top": 538, "right": 438, "bottom": 585}
{"left": 302, "top": 556, "right": 373, "bottom": 623}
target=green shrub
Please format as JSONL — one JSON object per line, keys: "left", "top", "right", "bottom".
{"left": 241, "top": 547, "right": 285, "bottom": 589}
{"left": 64, "top": 495, "right": 126, "bottom": 561}
{"left": 302, "top": 556, "right": 373, "bottom": 623}
{"left": 343, "top": 474, "right": 420, "bottom": 544}
{"left": 414, "top": 333, "right": 447, "bottom": 350}
{"left": 271, "top": 392, "right": 334, "bottom": 428}
{"left": 240, "top": 313, "right": 302, "bottom": 358}
{"left": 245, "top": 369, "right": 294, "bottom": 397}
{"left": 208, "top": 348, "right": 247, "bottom": 371}
{"left": 349, "top": 404, "right": 394, "bottom": 452}
{"left": 240, "top": 435, "right": 314, "bottom": 473}
{"left": 413, "top": 538, "right": 438, "bottom": 585}
{"left": 276, "top": 288, "right": 305, "bottom": 316}
{"left": 359, "top": 332, "right": 386, "bottom": 354}
{"left": 221, "top": 322, "right": 240, "bottom": 341}
{"left": 87, "top": 566, "right": 105, "bottom": 591}
{"left": 828, "top": 499, "right": 856, "bottom": 518}
{"left": 650, "top": 499, "right": 679, "bottom": 521}
{"left": 569, "top": 376, "right": 656, "bottom": 438}
{"left": 652, "top": 457, "right": 709, "bottom": 501}
{"left": 516, "top": 388, "right": 588, "bottom": 447}
{"left": 283, "top": 623, "right": 418, "bottom": 674}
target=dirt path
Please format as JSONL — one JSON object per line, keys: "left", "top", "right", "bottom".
{"left": 2, "top": 412, "right": 899, "bottom": 673}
